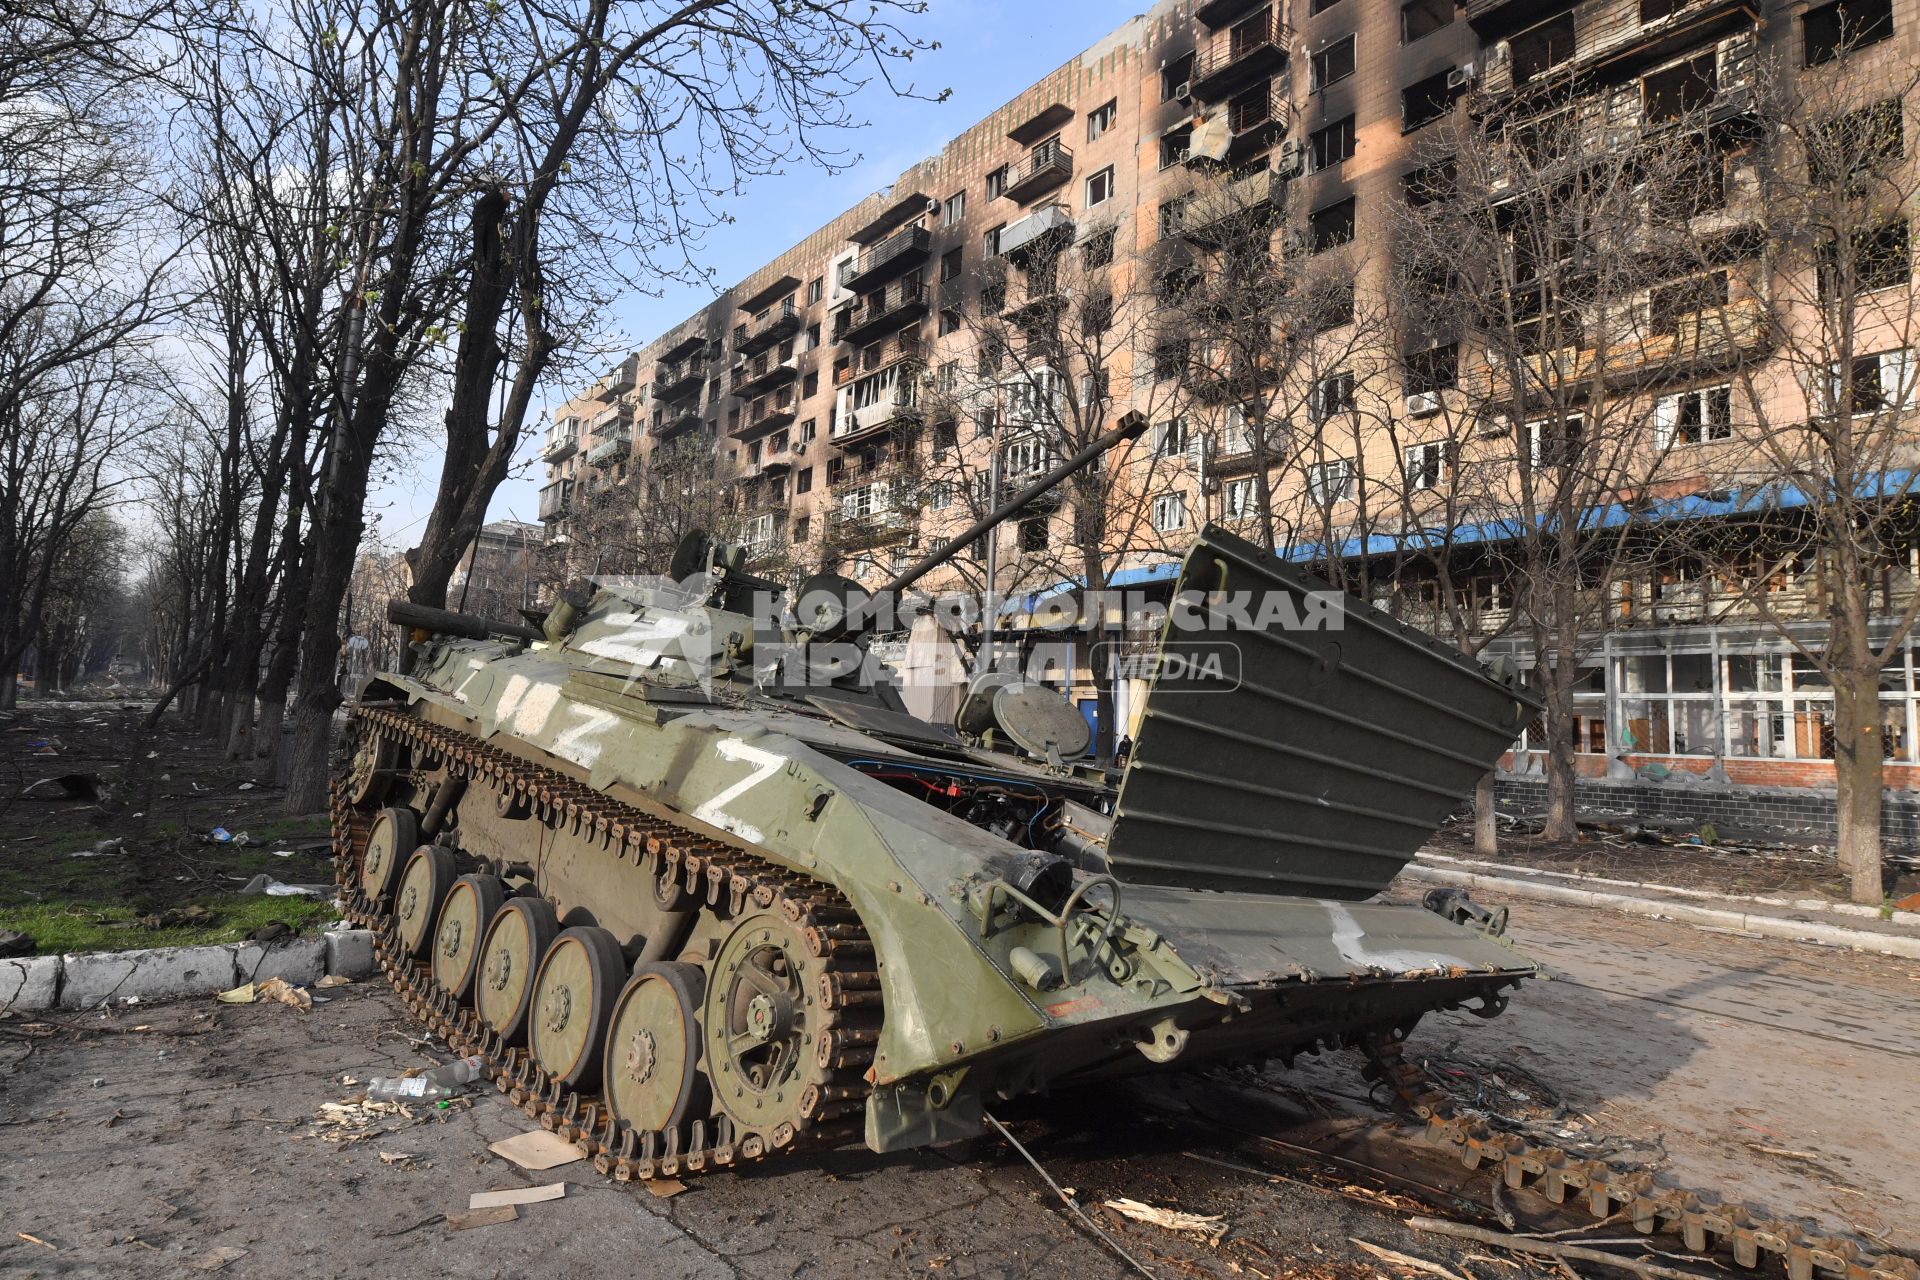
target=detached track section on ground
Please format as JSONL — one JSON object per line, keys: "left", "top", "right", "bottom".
{"left": 333, "top": 704, "right": 876, "bottom": 1182}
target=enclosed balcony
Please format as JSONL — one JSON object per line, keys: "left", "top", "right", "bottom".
{"left": 1192, "top": 7, "right": 1288, "bottom": 102}
{"left": 736, "top": 297, "right": 803, "bottom": 357}
{"left": 1182, "top": 165, "right": 1284, "bottom": 247}
{"left": 1001, "top": 140, "right": 1074, "bottom": 205}
{"left": 585, "top": 433, "right": 630, "bottom": 468}
{"left": 833, "top": 278, "right": 929, "bottom": 346}
{"left": 541, "top": 424, "right": 579, "bottom": 463}
{"left": 832, "top": 381, "right": 922, "bottom": 447}
{"left": 997, "top": 204, "right": 1074, "bottom": 265}
{"left": 838, "top": 224, "right": 931, "bottom": 295}
{"left": 537, "top": 479, "right": 573, "bottom": 521}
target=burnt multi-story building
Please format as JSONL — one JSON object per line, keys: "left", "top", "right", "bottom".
{"left": 538, "top": 0, "right": 1920, "bottom": 805}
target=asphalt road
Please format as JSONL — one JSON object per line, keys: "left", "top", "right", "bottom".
{"left": 1, "top": 894, "right": 1913, "bottom": 1278}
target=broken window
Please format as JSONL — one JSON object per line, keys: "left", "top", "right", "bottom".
{"left": 1307, "top": 459, "right": 1354, "bottom": 503}
{"left": 1642, "top": 52, "right": 1718, "bottom": 124}
{"left": 1081, "top": 227, "right": 1116, "bottom": 269}
{"left": 1163, "top": 52, "right": 1195, "bottom": 100}
{"left": 1308, "top": 198, "right": 1356, "bottom": 252}
{"left": 1311, "top": 370, "right": 1355, "bottom": 421}
{"left": 1649, "top": 270, "right": 1730, "bottom": 333}
{"left": 1810, "top": 99, "right": 1904, "bottom": 194}
{"left": 1310, "top": 115, "right": 1356, "bottom": 171}
{"left": 1402, "top": 69, "right": 1462, "bottom": 131}
{"left": 1160, "top": 125, "right": 1192, "bottom": 170}
{"left": 1403, "top": 158, "right": 1455, "bottom": 207}
{"left": 1655, "top": 384, "right": 1733, "bottom": 446}
{"left": 1405, "top": 343, "right": 1459, "bottom": 395}
{"left": 1821, "top": 221, "right": 1912, "bottom": 296}
{"left": 1511, "top": 12, "right": 1576, "bottom": 86}
{"left": 1311, "top": 36, "right": 1355, "bottom": 92}
{"left": 1402, "top": 0, "right": 1452, "bottom": 44}
{"left": 1803, "top": 0, "right": 1895, "bottom": 66}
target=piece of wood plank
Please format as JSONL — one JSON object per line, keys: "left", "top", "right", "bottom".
{"left": 446, "top": 1206, "right": 519, "bottom": 1231}
{"left": 468, "top": 1182, "right": 566, "bottom": 1210}
{"left": 488, "top": 1129, "right": 585, "bottom": 1172}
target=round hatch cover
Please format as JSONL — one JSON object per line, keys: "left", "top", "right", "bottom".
{"left": 992, "top": 682, "right": 1092, "bottom": 761}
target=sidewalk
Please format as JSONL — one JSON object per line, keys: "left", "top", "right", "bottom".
{"left": 1399, "top": 850, "right": 1920, "bottom": 960}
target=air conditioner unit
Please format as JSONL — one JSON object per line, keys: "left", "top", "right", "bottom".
{"left": 1174, "top": 82, "right": 1192, "bottom": 103}
{"left": 1276, "top": 139, "right": 1306, "bottom": 176}
{"left": 1202, "top": 476, "right": 1221, "bottom": 495}
{"left": 793, "top": 441, "right": 808, "bottom": 456}
{"left": 1406, "top": 391, "right": 1443, "bottom": 417}
{"left": 1447, "top": 62, "right": 1476, "bottom": 90}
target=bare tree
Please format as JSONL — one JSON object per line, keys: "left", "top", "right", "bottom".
{"left": 1387, "top": 81, "right": 1722, "bottom": 842}
{"left": 1655, "top": 48, "right": 1920, "bottom": 902}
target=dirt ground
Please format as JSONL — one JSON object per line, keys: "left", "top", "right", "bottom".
{"left": 0, "top": 702, "right": 336, "bottom": 953}
{"left": 2, "top": 893, "right": 1911, "bottom": 1279}
{"left": 1425, "top": 816, "right": 1920, "bottom": 904}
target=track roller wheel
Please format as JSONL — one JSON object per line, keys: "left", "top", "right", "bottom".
{"left": 358, "top": 807, "right": 418, "bottom": 907}
{"left": 530, "top": 926, "right": 627, "bottom": 1092}
{"left": 431, "top": 874, "right": 506, "bottom": 1002}
{"left": 392, "top": 845, "right": 457, "bottom": 959}
{"left": 603, "top": 963, "right": 711, "bottom": 1137}
{"left": 475, "top": 896, "right": 560, "bottom": 1046}
{"left": 345, "top": 729, "right": 401, "bottom": 807}
{"left": 703, "top": 910, "right": 837, "bottom": 1146}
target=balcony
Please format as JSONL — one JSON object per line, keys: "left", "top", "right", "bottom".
{"left": 838, "top": 225, "right": 931, "bottom": 295}
{"left": 1479, "top": 1, "right": 1758, "bottom": 100}
{"left": 834, "top": 278, "right": 930, "bottom": 346}
{"left": 736, "top": 298, "right": 803, "bottom": 357}
{"left": 1001, "top": 141, "right": 1074, "bottom": 206}
{"left": 1192, "top": 8, "right": 1288, "bottom": 102}
{"left": 827, "top": 504, "right": 913, "bottom": 551}
{"left": 1182, "top": 166, "right": 1284, "bottom": 247}
{"left": 832, "top": 386, "right": 921, "bottom": 446}
{"left": 1191, "top": 359, "right": 1279, "bottom": 405}
{"left": 997, "top": 204, "right": 1074, "bottom": 264}
{"left": 731, "top": 392, "right": 798, "bottom": 439}
{"left": 654, "top": 361, "right": 704, "bottom": 404}
{"left": 652, "top": 407, "right": 703, "bottom": 439}
{"left": 733, "top": 351, "right": 801, "bottom": 399}
{"left": 852, "top": 330, "right": 922, "bottom": 377}
{"left": 538, "top": 479, "right": 573, "bottom": 521}
{"left": 1225, "top": 81, "right": 1288, "bottom": 161}
{"left": 585, "top": 432, "right": 631, "bottom": 467}
{"left": 541, "top": 428, "right": 578, "bottom": 463}
{"left": 1195, "top": 0, "right": 1269, "bottom": 28}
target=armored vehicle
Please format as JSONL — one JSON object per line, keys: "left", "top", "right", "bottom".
{"left": 333, "top": 415, "right": 1540, "bottom": 1179}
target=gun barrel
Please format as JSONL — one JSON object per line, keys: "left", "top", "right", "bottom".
{"left": 881, "top": 411, "right": 1148, "bottom": 597}
{"left": 385, "top": 599, "right": 544, "bottom": 643}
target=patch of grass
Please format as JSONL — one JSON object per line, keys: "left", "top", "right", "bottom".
{"left": 237, "top": 816, "right": 333, "bottom": 844}
{"left": 0, "top": 894, "right": 337, "bottom": 954}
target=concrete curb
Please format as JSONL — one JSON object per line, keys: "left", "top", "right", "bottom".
{"left": 1401, "top": 865, "right": 1920, "bottom": 960}
{"left": 1416, "top": 852, "right": 1920, "bottom": 927}
{"left": 0, "top": 928, "right": 379, "bottom": 1014}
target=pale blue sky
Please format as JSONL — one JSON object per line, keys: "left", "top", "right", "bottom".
{"left": 367, "top": 0, "right": 1140, "bottom": 551}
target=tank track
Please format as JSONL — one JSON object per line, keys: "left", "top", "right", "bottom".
{"left": 330, "top": 704, "right": 875, "bottom": 1183}
{"left": 1362, "top": 1034, "right": 1918, "bottom": 1280}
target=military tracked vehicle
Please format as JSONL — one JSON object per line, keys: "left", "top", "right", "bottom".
{"left": 335, "top": 412, "right": 1539, "bottom": 1174}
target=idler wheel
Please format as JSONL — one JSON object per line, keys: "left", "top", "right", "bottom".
{"left": 475, "top": 897, "right": 560, "bottom": 1046}
{"left": 530, "top": 926, "right": 627, "bottom": 1091}
{"left": 345, "top": 731, "right": 401, "bottom": 807}
{"left": 392, "top": 845, "right": 458, "bottom": 960}
{"left": 431, "top": 874, "right": 506, "bottom": 1002}
{"left": 358, "top": 807, "right": 418, "bottom": 907}
{"left": 703, "top": 911, "right": 832, "bottom": 1140}
{"left": 602, "top": 963, "right": 711, "bottom": 1135}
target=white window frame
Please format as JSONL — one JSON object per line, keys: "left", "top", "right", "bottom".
{"left": 1527, "top": 414, "right": 1585, "bottom": 467}
{"left": 1307, "top": 458, "right": 1354, "bottom": 504}
{"left": 1153, "top": 491, "right": 1189, "bottom": 532}
{"left": 943, "top": 191, "right": 966, "bottom": 226}
{"left": 1087, "top": 99, "right": 1117, "bottom": 142}
{"left": 1310, "top": 370, "right": 1354, "bottom": 422}
{"left": 1404, "top": 441, "right": 1447, "bottom": 490}
{"left": 1154, "top": 417, "right": 1191, "bottom": 458}
{"left": 1085, "top": 165, "right": 1115, "bottom": 208}
{"left": 1830, "top": 348, "right": 1918, "bottom": 416}
{"left": 1654, "top": 383, "right": 1733, "bottom": 447}
{"left": 1224, "top": 476, "right": 1257, "bottom": 517}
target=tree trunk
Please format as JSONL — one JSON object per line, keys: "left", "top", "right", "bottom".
{"left": 1831, "top": 673, "right": 1886, "bottom": 904}
{"left": 1474, "top": 770, "right": 1498, "bottom": 857}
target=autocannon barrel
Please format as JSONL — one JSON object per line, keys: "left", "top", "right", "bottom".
{"left": 880, "top": 411, "right": 1148, "bottom": 597}
{"left": 385, "top": 599, "right": 545, "bottom": 644}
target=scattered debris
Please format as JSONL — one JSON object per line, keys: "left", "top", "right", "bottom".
{"left": 1103, "top": 1198, "right": 1228, "bottom": 1246}
{"left": 468, "top": 1183, "right": 566, "bottom": 1210}
{"left": 644, "top": 1178, "right": 687, "bottom": 1200}
{"left": 315, "top": 974, "right": 354, "bottom": 989}
{"left": 489, "top": 1129, "right": 586, "bottom": 1172}
{"left": 237, "top": 873, "right": 325, "bottom": 897}
{"left": 15, "top": 1232, "right": 55, "bottom": 1251}
{"left": 246, "top": 921, "right": 291, "bottom": 943}
{"left": 1352, "top": 1238, "right": 1470, "bottom": 1280}
{"left": 1744, "top": 1143, "right": 1821, "bottom": 1163}
{"left": 70, "top": 837, "right": 124, "bottom": 859}
{"left": 189, "top": 1245, "right": 248, "bottom": 1271}
{"left": 1409, "top": 1217, "right": 1722, "bottom": 1280}
{"left": 138, "top": 905, "right": 214, "bottom": 930}
{"left": 215, "top": 977, "right": 312, "bottom": 1010}
{"left": 207, "top": 827, "right": 233, "bottom": 843}
{"left": 19, "top": 773, "right": 99, "bottom": 801}
{"left": 378, "top": 1150, "right": 418, "bottom": 1165}
{"left": 445, "top": 1206, "right": 518, "bottom": 1231}
{"left": 237, "top": 782, "right": 255, "bottom": 791}
{"left": 0, "top": 929, "right": 31, "bottom": 959}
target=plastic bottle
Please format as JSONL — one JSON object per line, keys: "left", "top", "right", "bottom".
{"left": 364, "top": 1074, "right": 457, "bottom": 1103}
{"left": 425, "top": 1055, "right": 487, "bottom": 1087}
{"left": 365, "top": 1056, "right": 486, "bottom": 1102}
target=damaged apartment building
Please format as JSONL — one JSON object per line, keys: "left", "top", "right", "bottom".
{"left": 535, "top": 0, "right": 1920, "bottom": 804}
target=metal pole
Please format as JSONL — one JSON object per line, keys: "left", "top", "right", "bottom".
{"left": 981, "top": 414, "right": 1003, "bottom": 672}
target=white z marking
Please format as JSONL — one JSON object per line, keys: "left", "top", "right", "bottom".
{"left": 691, "top": 738, "right": 784, "bottom": 844}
